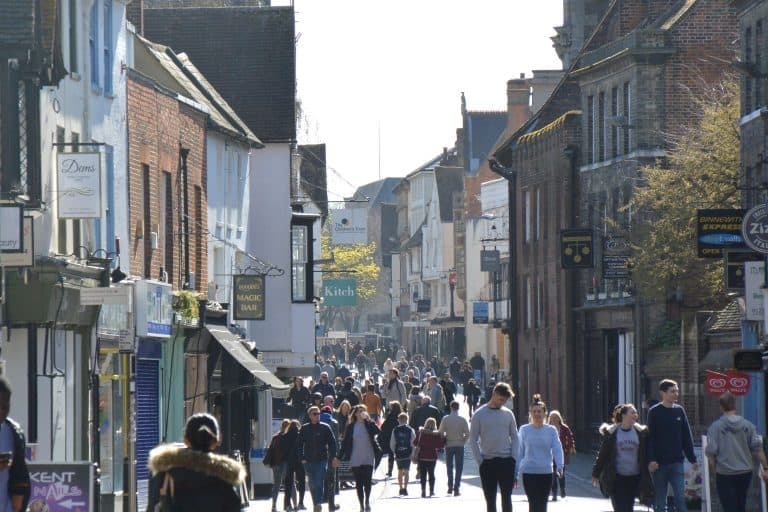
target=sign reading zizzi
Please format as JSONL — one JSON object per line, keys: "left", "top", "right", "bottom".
{"left": 233, "top": 274, "right": 265, "bottom": 320}
{"left": 742, "top": 203, "right": 768, "bottom": 254}
{"left": 57, "top": 152, "right": 101, "bottom": 218}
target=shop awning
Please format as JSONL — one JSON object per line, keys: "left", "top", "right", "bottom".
{"left": 205, "top": 325, "right": 291, "bottom": 398}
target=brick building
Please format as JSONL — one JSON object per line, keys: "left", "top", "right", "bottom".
{"left": 493, "top": 0, "right": 738, "bottom": 442}
{"left": 127, "top": 69, "right": 208, "bottom": 289}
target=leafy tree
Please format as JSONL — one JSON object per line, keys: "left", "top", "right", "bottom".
{"left": 626, "top": 78, "right": 740, "bottom": 303}
{"left": 319, "top": 232, "right": 380, "bottom": 332}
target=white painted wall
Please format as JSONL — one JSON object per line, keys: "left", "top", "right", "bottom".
{"left": 206, "top": 133, "right": 252, "bottom": 311}
{"left": 465, "top": 218, "right": 492, "bottom": 359}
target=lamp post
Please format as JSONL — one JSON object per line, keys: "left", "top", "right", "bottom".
{"left": 448, "top": 270, "right": 457, "bottom": 319}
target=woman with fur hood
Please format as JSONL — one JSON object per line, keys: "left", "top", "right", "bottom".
{"left": 591, "top": 404, "right": 653, "bottom": 512}
{"left": 146, "top": 413, "right": 246, "bottom": 512}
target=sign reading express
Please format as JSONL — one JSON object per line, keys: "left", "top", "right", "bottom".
{"left": 323, "top": 279, "right": 357, "bottom": 306}
{"left": 233, "top": 274, "right": 265, "bottom": 320}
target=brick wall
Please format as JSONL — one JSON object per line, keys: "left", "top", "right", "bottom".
{"left": 127, "top": 73, "right": 208, "bottom": 291}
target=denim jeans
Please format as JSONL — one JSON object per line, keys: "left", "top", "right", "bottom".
{"left": 652, "top": 462, "right": 686, "bottom": 512}
{"left": 715, "top": 472, "right": 752, "bottom": 512}
{"left": 304, "top": 460, "right": 328, "bottom": 506}
{"left": 271, "top": 463, "right": 288, "bottom": 506}
{"left": 445, "top": 446, "right": 465, "bottom": 491}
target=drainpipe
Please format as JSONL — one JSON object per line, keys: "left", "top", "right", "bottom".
{"left": 564, "top": 144, "right": 580, "bottom": 432}
{"left": 180, "top": 146, "right": 190, "bottom": 288}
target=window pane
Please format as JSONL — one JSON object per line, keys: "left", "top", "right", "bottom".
{"left": 292, "top": 226, "right": 307, "bottom": 263}
{"left": 292, "top": 264, "right": 306, "bottom": 301}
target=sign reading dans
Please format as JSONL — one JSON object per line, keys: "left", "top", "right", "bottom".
{"left": 233, "top": 274, "right": 265, "bottom": 320}
{"left": 323, "top": 279, "right": 357, "bottom": 306}
{"left": 57, "top": 152, "right": 102, "bottom": 218}
{"left": 696, "top": 209, "right": 746, "bottom": 258}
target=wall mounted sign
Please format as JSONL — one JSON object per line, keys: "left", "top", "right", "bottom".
{"left": 57, "top": 152, "right": 101, "bottom": 218}
{"left": 330, "top": 208, "right": 367, "bottom": 245}
{"left": 480, "top": 250, "right": 500, "bottom": 272}
{"left": 724, "top": 250, "right": 763, "bottom": 289}
{"left": 416, "top": 299, "right": 431, "bottom": 313}
{"left": 134, "top": 280, "right": 173, "bottom": 338}
{"left": 741, "top": 204, "right": 768, "bottom": 254}
{"left": 744, "top": 261, "right": 764, "bottom": 321}
{"left": 0, "top": 216, "right": 32, "bottom": 265}
{"left": 561, "top": 229, "right": 594, "bottom": 268}
{"left": 323, "top": 278, "right": 357, "bottom": 306}
{"left": 473, "top": 302, "right": 489, "bottom": 324}
{"left": 233, "top": 274, "right": 266, "bottom": 320}
{"left": 696, "top": 209, "right": 746, "bottom": 258}
{"left": 0, "top": 205, "right": 23, "bottom": 252}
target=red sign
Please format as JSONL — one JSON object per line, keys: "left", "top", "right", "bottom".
{"left": 449, "top": 271, "right": 457, "bottom": 285}
{"left": 726, "top": 370, "right": 750, "bottom": 396}
{"left": 705, "top": 370, "right": 728, "bottom": 396}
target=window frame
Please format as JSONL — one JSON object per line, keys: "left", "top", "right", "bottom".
{"left": 291, "top": 215, "right": 315, "bottom": 303}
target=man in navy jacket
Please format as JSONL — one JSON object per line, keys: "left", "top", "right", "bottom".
{"left": 646, "top": 379, "right": 696, "bottom": 512}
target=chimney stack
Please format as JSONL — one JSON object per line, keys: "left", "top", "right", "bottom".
{"left": 507, "top": 74, "right": 531, "bottom": 132}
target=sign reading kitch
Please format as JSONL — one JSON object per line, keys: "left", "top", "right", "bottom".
{"left": 57, "top": 152, "right": 101, "bottom": 218}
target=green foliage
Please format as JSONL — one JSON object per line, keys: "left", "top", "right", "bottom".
{"left": 648, "top": 320, "right": 682, "bottom": 347}
{"left": 173, "top": 290, "right": 200, "bottom": 320}
{"left": 626, "top": 79, "right": 740, "bottom": 303}
{"left": 320, "top": 230, "right": 381, "bottom": 331}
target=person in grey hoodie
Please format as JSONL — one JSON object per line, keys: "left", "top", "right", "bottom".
{"left": 438, "top": 400, "right": 470, "bottom": 496}
{"left": 705, "top": 392, "right": 768, "bottom": 512}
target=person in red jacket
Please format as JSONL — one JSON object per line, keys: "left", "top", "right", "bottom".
{"left": 414, "top": 417, "right": 446, "bottom": 497}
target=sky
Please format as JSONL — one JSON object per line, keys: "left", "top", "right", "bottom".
{"left": 280, "top": 1, "right": 565, "bottom": 200}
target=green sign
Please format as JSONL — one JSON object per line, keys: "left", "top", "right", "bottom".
{"left": 323, "top": 279, "right": 357, "bottom": 306}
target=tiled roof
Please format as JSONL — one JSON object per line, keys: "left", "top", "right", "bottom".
{"left": 464, "top": 111, "right": 507, "bottom": 175}
{"left": 707, "top": 299, "right": 744, "bottom": 334}
{"left": 352, "top": 178, "right": 401, "bottom": 205}
{"left": 136, "top": 35, "right": 261, "bottom": 145}
{"left": 142, "top": 6, "right": 296, "bottom": 143}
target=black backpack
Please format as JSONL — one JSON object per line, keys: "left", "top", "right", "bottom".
{"left": 393, "top": 424, "right": 413, "bottom": 460}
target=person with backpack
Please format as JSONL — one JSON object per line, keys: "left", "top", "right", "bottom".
{"left": 390, "top": 412, "right": 416, "bottom": 496}
{"left": 379, "top": 401, "right": 403, "bottom": 478}
{"left": 266, "top": 420, "right": 292, "bottom": 512}
{"left": 146, "top": 413, "right": 246, "bottom": 512}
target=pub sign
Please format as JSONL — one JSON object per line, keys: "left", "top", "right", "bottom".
{"left": 561, "top": 229, "right": 594, "bottom": 269}
{"left": 233, "top": 274, "right": 265, "bottom": 320}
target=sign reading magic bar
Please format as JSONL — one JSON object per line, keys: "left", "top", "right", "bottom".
{"left": 561, "top": 229, "right": 594, "bottom": 269}
{"left": 233, "top": 274, "right": 265, "bottom": 320}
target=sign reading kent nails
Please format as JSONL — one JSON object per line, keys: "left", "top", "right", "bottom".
{"left": 57, "top": 152, "right": 101, "bottom": 218}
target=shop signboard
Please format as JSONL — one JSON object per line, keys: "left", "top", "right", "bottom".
{"left": 232, "top": 274, "right": 265, "bottom": 320}
{"left": 0, "top": 216, "right": 32, "bottom": 266}
{"left": 473, "top": 302, "right": 489, "bottom": 324}
{"left": 724, "top": 250, "right": 763, "bottom": 289}
{"left": 561, "top": 230, "right": 593, "bottom": 268}
{"left": 134, "top": 280, "right": 173, "bottom": 338}
{"left": 0, "top": 205, "right": 23, "bottom": 252}
{"left": 330, "top": 208, "right": 367, "bottom": 245}
{"left": 745, "top": 261, "right": 764, "bottom": 321}
{"left": 28, "top": 461, "right": 94, "bottom": 512}
{"left": 480, "top": 250, "right": 500, "bottom": 272}
{"left": 742, "top": 203, "right": 768, "bottom": 254}
{"left": 696, "top": 209, "right": 746, "bottom": 258}
{"left": 57, "top": 152, "right": 101, "bottom": 218}
{"left": 323, "top": 279, "right": 357, "bottom": 306}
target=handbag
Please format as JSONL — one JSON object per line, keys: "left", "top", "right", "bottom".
{"left": 410, "top": 445, "right": 420, "bottom": 463}
{"left": 262, "top": 444, "right": 274, "bottom": 466}
{"left": 154, "top": 473, "right": 180, "bottom": 512}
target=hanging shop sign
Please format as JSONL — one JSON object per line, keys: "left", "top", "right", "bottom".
{"left": 480, "top": 250, "right": 501, "bottom": 272}
{"left": 57, "top": 152, "right": 102, "bottom": 218}
{"left": 696, "top": 209, "right": 746, "bottom": 258}
{"left": 232, "top": 274, "right": 265, "bottom": 320}
{"left": 330, "top": 208, "right": 367, "bottom": 245}
{"left": 473, "top": 302, "right": 489, "bottom": 324}
{"left": 724, "top": 250, "right": 763, "bottom": 290}
{"left": 744, "top": 261, "right": 764, "bottom": 321}
{"left": 134, "top": 280, "right": 173, "bottom": 338}
{"left": 0, "top": 216, "right": 33, "bottom": 266}
{"left": 704, "top": 370, "right": 728, "bottom": 396}
{"left": 323, "top": 278, "right": 357, "bottom": 306}
{"left": 741, "top": 203, "right": 768, "bottom": 254}
{"left": 28, "top": 461, "right": 94, "bottom": 512}
{"left": 0, "top": 205, "right": 23, "bottom": 252}
{"left": 561, "top": 229, "right": 594, "bottom": 268}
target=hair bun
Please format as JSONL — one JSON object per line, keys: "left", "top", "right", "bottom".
{"left": 532, "top": 393, "right": 542, "bottom": 402}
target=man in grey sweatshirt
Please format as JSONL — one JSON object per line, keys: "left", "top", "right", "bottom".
{"left": 438, "top": 401, "right": 470, "bottom": 495}
{"left": 705, "top": 392, "right": 768, "bottom": 512}
{"left": 469, "top": 382, "right": 519, "bottom": 512}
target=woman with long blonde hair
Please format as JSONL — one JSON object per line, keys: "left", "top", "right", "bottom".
{"left": 413, "top": 417, "right": 446, "bottom": 498}
{"left": 547, "top": 410, "right": 575, "bottom": 501}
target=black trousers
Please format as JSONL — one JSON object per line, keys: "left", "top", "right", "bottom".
{"left": 611, "top": 474, "right": 640, "bottom": 512}
{"left": 418, "top": 460, "right": 437, "bottom": 494}
{"left": 479, "top": 457, "right": 516, "bottom": 512}
{"left": 283, "top": 462, "right": 306, "bottom": 508}
{"left": 522, "top": 473, "right": 553, "bottom": 512}
{"left": 351, "top": 465, "right": 374, "bottom": 507}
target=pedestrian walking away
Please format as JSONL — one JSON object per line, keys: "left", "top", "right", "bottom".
{"left": 438, "top": 400, "right": 470, "bottom": 495}
{"left": 547, "top": 410, "right": 575, "bottom": 501}
{"left": 646, "top": 379, "right": 696, "bottom": 512}
{"left": 469, "top": 382, "right": 519, "bottom": 512}
{"left": 296, "top": 406, "right": 340, "bottom": 512}
{"left": 591, "top": 403, "right": 653, "bottom": 512}
{"left": 319, "top": 406, "right": 341, "bottom": 511}
{"left": 338, "top": 405, "right": 383, "bottom": 512}
{"left": 146, "top": 412, "right": 246, "bottom": 512}
{"left": 390, "top": 412, "right": 416, "bottom": 496}
{"left": 379, "top": 401, "right": 403, "bottom": 478}
{"left": 464, "top": 378, "right": 481, "bottom": 418}
{"left": 266, "top": 419, "right": 293, "bottom": 512}
{"left": 414, "top": 417, "right": 446, "bottom": 497}
{"left": 0, "top": 378, "right": 30, "bottom": 512}
{"left": 282, "top": 420, "right": 308, "bottom": 512}
{"left": 518, "top": 395, "right": 564, "bottom": 512}
{"left": 704, "top": 392, "right": 768, "bottom": 512}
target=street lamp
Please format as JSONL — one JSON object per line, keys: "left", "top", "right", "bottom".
{"left": 448, "top": 269, "right": 457, "bottom": 319}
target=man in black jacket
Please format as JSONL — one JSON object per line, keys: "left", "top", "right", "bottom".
{"left": 410, "top": 396, "right": 442, "bottom": 430}
{"left": 312, "top": 373, "right": 336, "bottom": 400}
{"left": 297, "top": 406, "right": 339, "bottom": 512}
{"left": 0, "top": 377, "right": 30, "bottom": 512}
